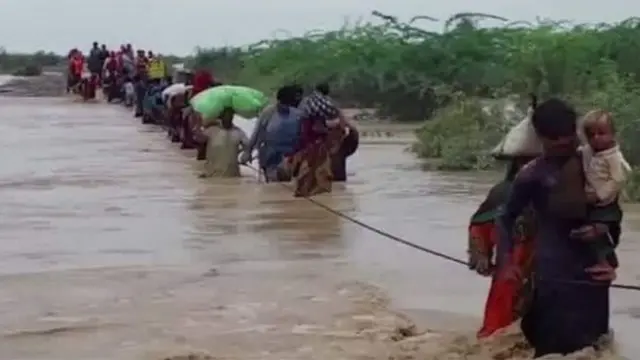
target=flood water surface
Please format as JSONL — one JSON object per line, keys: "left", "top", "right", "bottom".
{"left": 0, "top": 97, "right": 638, "bottom": 359}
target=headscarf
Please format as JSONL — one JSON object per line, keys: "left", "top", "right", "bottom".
{"left": 191, "top": 70, "right": 214, "bottom": 98}
{"left": 301, "top": 91, "right": 339, "bottom": 121}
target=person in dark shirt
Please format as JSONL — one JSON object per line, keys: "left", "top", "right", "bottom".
{"left": 88, "top": 42, "right": 102, "bottom": 78}
{"left": 496, "top": 98, "right": 617, "bottom": 357}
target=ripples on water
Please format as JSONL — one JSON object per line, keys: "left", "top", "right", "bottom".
{"left": 0, "top": 97, "right": 635, "bottom": 359}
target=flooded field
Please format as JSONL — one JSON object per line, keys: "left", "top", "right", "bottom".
{"left": 0, "top": 96, "right": 638, "bottom": 359}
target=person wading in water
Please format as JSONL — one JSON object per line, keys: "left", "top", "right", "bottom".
{"left": 241, "top": 85, "right": 303, "bottom": 182}
{"left": 496, "top": 98, "right": 617, "bottom": 357}
{"left": 468, "top": 156, "right": 535, "bottom": 338}
{"left": 185, "top": 70, "right": 217, "bottom": 159}
{"left": 199, "top": 107, "right": 250, "bottom": 178}
{"left": 469, "top": 95, "right": 538, "bottom": 338}
{"left": 287, "top": 91, "right": 350, "bottom": 196}
{"left": 87, "top": 42, "right": 102, "bottom": 84}
{"left": 309, "top": 83, "right": 359, "bottom": 182}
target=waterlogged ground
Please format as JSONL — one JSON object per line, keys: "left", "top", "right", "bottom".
{"left": 0, "top": 95, "right": 638, "bottom": 359}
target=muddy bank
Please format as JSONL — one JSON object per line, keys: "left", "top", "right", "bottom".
{"left": 0, "top": 73, "right": 65, "bottom": 97}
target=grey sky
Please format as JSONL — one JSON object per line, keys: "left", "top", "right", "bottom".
{"left": 0, "top": 0, "right": 637, "bottom": 55}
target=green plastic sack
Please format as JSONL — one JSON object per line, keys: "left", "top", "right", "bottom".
{"left": 190, "top": 85, "right": 269, "bottom": 121}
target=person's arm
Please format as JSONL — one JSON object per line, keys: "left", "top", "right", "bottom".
{"left": 237, "top": 129, "right": 250, "bottom": 152}
{"left": 595, "top": 153, "right": 628, "bottom": 204}
{"left": 338, "top": 109, "right": 355, "bottom": 128}
{"left": 290, "top": 118, "right": 313, "bottom": 155}
{"left": 495, "top": 164, "right": 537, "bottom": 269}
{"left": 246, "top": 106, "right": 273, "bottom": 153}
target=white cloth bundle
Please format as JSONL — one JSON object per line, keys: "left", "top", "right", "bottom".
{"left": 161, "top": 83, "right": 192, "bottom": 104}
{"left": 491, "top": 109, "right": 543, "bottom": 158}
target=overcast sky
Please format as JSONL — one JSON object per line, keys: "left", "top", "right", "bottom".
{"left": 0, "top": 0, "right": 637, "bottom": 55}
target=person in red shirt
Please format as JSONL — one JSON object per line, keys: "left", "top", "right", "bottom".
{"left": 68, "top": 53, "right": 84, "bottom": 93}
{"left": 102, "top": 51, "right": 120, "bottom": 101}
{"left": 182, "top": 70, "right": 216, "bottom": 153}
{"left": 66, "top": 49, "right": 78, "bottom": 93}
{"left": 103, "top": 51, "right": 119, "bottom": 79}
{"left": 82, "top": 74, "right": 98, "bottom": 100}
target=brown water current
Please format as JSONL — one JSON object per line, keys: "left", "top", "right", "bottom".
{"left": 0, "top": 96, "right": 638, "bottom": 359}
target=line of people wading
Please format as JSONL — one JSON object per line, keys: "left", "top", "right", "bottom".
{"left": 67, "top": 43, "right": 629, "bottom": 358}
{"left": 65, "top": 42, "right": 360, "bottom": 197}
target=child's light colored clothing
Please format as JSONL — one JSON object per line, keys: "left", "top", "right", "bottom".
{"left": 123, "top": 82, "right": 135, "bottom": 106}
{"left": 203, "top": 125, "right": 249, "bottom": 178}
{"left": 580, "top": 144, "right": 631, "bottom": 206}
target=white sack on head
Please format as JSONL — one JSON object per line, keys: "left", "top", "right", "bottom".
{"left": 491, "top": 109, "right": 543, "bottom": 158}
{"left": 162, "top": 83, "right": 192, "bottom": 103}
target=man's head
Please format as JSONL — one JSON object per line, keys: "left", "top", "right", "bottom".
{"left": 92, "top": 42, "right": 98, "bottom": 48}
{"left": 276, "top": 85, "right": 299, "bottom": 107}
{"left": 315, "top": 82, "right": 330, "bottom": 95}
{"left": 531, "top": 98, "right": 578, "bottom": 157}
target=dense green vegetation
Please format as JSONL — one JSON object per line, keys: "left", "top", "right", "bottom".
{"left": 0, "top": 48, "right": 65, "bottom": 76}
{"left": 189, "top": 12, "right": 640, "bottom": 198}
{"left": 4, "top": 13, "right": 640, "bottom": 197}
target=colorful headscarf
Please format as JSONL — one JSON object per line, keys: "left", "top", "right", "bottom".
{"left": 301, "top": 91, "right": 339, "bottom": 121}
{"left": 191, "top": 70, "right": 215, "bottom": 98}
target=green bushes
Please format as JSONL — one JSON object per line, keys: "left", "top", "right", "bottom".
{"left": 0, "top": 48, "right": 63, "bottom": 74}
{"left": 189, "top": 13, "right": 640, "bottom": 199}
{"left": 11, "top": 64, "right": 43, "bottom": 77}
{"left": 191, "top": 14, "right": 640, "bottom": 122}
{"left": 412, "top": 96, "right": 514, "bottom": 170}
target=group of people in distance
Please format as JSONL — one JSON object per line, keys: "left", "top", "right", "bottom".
{"left": 162, "top": 81, "right": 360, "bottom": 197}
{"left": 66, "top": 41, "right": 166, "bottom": 107}
{"left": 66, "top": 45, "right": 360, "bottom": 197}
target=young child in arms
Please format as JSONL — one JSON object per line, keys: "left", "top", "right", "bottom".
{"left": 573, "top": 110, "right": 631, "bottom": 268}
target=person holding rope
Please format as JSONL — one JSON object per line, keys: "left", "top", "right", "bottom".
{"left": 181, "top": 69, "right": 216, "bottom": 153}
{"left": 311, "top": 82, "right": 359, "bottom": 182}
{"left": 496, "top": 98, "right": 617, "bottom": 357}
{"left": 468, "top": 156, "right": 536, "bottom": 338}
{"left": 286, "top": 90, "right": 349, "bottom": 196}
{"left": 469, "top": 95, "right": 538, "bottom": 338}
{"left": 199, "top": 107, "right": 250, "bottom": 178}
{"left": 241, "top": 84, "right": 303, "bottom": 182}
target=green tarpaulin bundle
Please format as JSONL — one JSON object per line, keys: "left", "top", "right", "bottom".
{"left": 190, "top": 85, "right": 269, "bottom": 121}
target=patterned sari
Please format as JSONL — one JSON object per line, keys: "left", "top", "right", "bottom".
{"left": 288, "top": 92, "right": 347, "bottom": 197}
{"left": 289, "top": 125, "right": 346, "bottom": 197}
{"left": 468, "top": 161, "right": 536, "bottom": 338}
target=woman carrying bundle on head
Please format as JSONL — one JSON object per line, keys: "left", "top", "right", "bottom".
{"left": 469, "top": 95, "right": 538, "bottom": 339}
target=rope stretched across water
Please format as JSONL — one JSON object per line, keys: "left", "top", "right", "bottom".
{"left": 242, "top": 163, "right": 640, "bottom": 292}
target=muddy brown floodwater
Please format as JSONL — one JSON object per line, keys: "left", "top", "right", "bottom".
{"left": 0, "top": 96, "right": 638, "bottom": 360}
